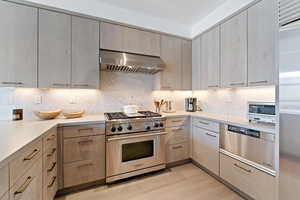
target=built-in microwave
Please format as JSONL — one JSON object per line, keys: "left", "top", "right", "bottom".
{"left": 248, "top": 102, "right": 276, "bottom": 124}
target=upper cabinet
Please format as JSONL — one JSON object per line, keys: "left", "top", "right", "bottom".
{"left": 221, "top": 11, "right": 247, "bottom": 88}
{"left": 100, "top": 22, "right": 161, "bottom": 57}
{"left": 0, "top": 1, "right": 37, "bottom": 88}
{"left": 248, "top": 0, "right": 276, "bottom": 86}
{"left": 192, "top": 37, "right": 201, "bottom": 90}
{"left": 71, "top": 16, "right": 100, "bottom": 89}
{"left": 38, "top": 10, "right": 72, "bottom": 88}
{"left": 201, "top": 26, "right": 220, "bottom": 89}
{"left": 39, "top": 10, "right": 100, "bottom": 89}
{"left": 181, "top": 40, "right": 192, "bottom": 90}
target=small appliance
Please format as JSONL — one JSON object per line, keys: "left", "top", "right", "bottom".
{"left": 185, "top": 98, "right": 197, "bottom": 112}
{"left": 248, "top": 102, "right": 276, "bottom": 124}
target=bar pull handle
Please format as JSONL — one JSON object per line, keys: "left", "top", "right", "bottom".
{"left": 47, "top": 148, "right": 56, "bottom": 157}
{"left": 249, "top": 80, "right": 268, "bottom": 85}
{"left": 230, "top": 82, "right": 245, "bottom": 86}
{"left": 172, "top": 145, "right": 183, "bottom": 150}
{"left": 48, "top": 176, "right": 57, "bottom": 188}
{"left": 23, "top": 149, "right": 39, "bottom": 161}
{"left": 208, "top": 85, "right": 218, "bottom": 88}
{"left": 14, "top": 176, "right": 33, "bottom": 195}
{"left": 198, "top": 121, "right": 209, "bottom": 125}
{"left": 78, "top": 139, "right": 93, "bottom": 144}
{"left": 47, "top": 162, "right": 57, "bottom": 172}
{"left": 206, "top": 133, "right": 217, "bottom": 138}
{"left": 234, "top": 163, "right": 252, "bottom": 173}
{"left": 78, "top": 128, "right": 94, "bottom": 132}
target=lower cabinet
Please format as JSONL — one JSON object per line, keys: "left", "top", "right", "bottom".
{"left": 220, "top": 153, "right": 276, "bottom": 200}
{"left": 0, "top": 193, "right": 8, "bottom": 200}
{"left": 167, "top": 143, "right": 189, "bottom": 163}
{"left": 10, "top": 157, "right": 43, "bottom": 200}
{"left": 62, "top": 131, "right": 105, "bottom": 188}
{"left": 0, "top": 164, "right": 8, "bottom": 199}
{"left": 192, "top": 125, "right": 219, "bottom": 175}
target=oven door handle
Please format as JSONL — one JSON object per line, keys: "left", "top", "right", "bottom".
{"left": 107, "top": 132, "right": 167, "bottom": 141}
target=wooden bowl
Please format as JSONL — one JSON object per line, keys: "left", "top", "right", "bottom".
{"left": 62, "top": 110, "right": 85, "bottom": 119}
{"left": 33, "top": 109, "right": 62, "bottom": 120}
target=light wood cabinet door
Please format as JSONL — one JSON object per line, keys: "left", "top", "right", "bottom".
{"left": 0, "top": 163, "right": 8, "bottom": 198}
{"left": 123, "top": 27, "right": 160, "bottom": 56}
{"left": 10, "top": 158, "right": 43, "bottom": 200}
{"left": 248, "top": 0, "right": 276, "bottom": 86}
{"left": 71, "top": 16, "right": 100, "bottom": 89}
{"left": 0, "top": 1, "right": 37, "bottom": 88}
{"left": 192, "top": 36, "right": 201, "bottom": 90}
{"left": 38, "top": 9, "right": 71, "bottom": 88}
{"left": 181, "top": 40, "right": 192, "bottom": 90}
{"left": 192, "top": 126, "right": 219, "bottom": 175}
{"left": 160, "top": 35, "right": 182, "bottom": 90}
{"left": 221, "top": 11, "right": 247, "bottom": 88}
{"left": 100, "top": 22, "right": 123, "bottom": 52}
{"left": 201, "top": 26, "right": 220, "bottom": 89}
{"left": 220, "top": 153, "right": 276, "bottom": 200}
{"left": 167, "top": 142, "right": 189, "bottom": 164}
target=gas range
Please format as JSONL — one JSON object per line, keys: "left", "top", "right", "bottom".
{"left": 104, "top": 111, "right": 166, "bottom": 136}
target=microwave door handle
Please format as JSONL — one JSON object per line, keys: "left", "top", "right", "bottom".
{"left": 107, "top": 132, "right": 167, "bottom": 141}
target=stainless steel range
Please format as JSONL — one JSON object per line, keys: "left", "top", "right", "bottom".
{"left": 105, "top": 111, "right": 167, "bottom": 183}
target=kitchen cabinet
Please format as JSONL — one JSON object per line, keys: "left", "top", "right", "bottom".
{"left": 123, "top": 27, "right": 161, "bottom": 57}
{"left": 38, "top": 9, "right": 71, "bottom": 88}
{"left": 10, "top": 157, "right": 43, "bottom": 200}
{"left": 220, "top": 153, "right": 276, "bottom": 200}
{"left": 201, "top": 26, "right": 220, "bottom": 89}
{"left": 192, "top": 125, "right": 219, "bottom": 175}
{"left": 0, "top": 1, "right": 37, "bottom": 88}
{"left": 100, "top": 22, "right": 123, "bottom": 52}
{"left": 61, "top": 124, "right": 105, "bottom": 188}
{"left": 0, "top": 193, "right": 8, "bottom": 200}
{"left": 181, "top": 40, "right": 192, "bottom": 90}
{"left": 248, "top": 0, "right": 276, "bottom": 86}
{"left": 221, "top": 11, "right": 247, "bottom": 88}
{"left": 71, "top": 16, "right": 100, "bottom": 89}
{"left": 192, "top": 36, "right": 201, "bottom": 90}
{"left": 0, "top": 164, "right": 8, "bottom": 199}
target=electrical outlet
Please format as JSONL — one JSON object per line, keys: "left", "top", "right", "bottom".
{"left": 69, "top": 96, "right": 77, "bottom": 104}
{"left": 34, "top": 95, "right": 42, "bottom": 104}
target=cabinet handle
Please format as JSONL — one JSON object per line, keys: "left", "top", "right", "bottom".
{"left": 14, "top": 176, "right": 33, "bottom": 195}
{"left": 23, "top": 149, "right": 40, "bottom": 161}
{"left": 47, "top": 148, "right": 56, "bottom": 157}
{"left": 230, "top": 82, "right": 245, "bottom": 86}
{"left": 172, "top": 120, "right": 183, "bottom": 123}
{"left": 78, "top": 163, "right": 93, "bottom": 168}
{"left": 47, "top": 162, "right": 57, "bottom": 172}
{"left": 78, "top": 139, "right": 93, "bottom": 144}
{"left": 2, "top": 81, "right": 24, "bottom": 85}
{"left": 206, "top": 133, "right": 217, "bottom": 138}
{"left": 208, "top": 85, "right": 218, "bottom": 88}
{"left": 249, "top": 80, "right": 268, "bottom": 85}
{"left": 48, "top": 176, "right": 57, "bottom": 188}
{"left": 234, "top": 163, "right": 252, "bottom": 173}
{"left": 198, "top": 121, "right": 209, "bottom": 125}
{"left": 172, "top": 127, "right": 183, "bottom": 131}
{"left": 78, "top": 128, "right": 94, "bottom": 132}
{"left": 73, "top": 84, "right": 90, "bottom": 87}
{"left": 172, "top": 145, "right": 183, "bottom": 150}
{"left": 46, "top": 134, "right": 55, "bottom": 141}
{"left": 52, "top": 83, "right": 69, "bottom": 87}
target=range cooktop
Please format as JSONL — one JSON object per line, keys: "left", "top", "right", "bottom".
{"left": 105, "top": 111, "right": 162, "bottom": 120}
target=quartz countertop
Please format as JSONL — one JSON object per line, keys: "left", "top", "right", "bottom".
{"left": 0, "top": 111, "right": 276, "bottom": 164}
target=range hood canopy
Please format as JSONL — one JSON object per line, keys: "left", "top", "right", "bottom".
{"left": 100, "top": 50, "right": 165, "bottom": 74}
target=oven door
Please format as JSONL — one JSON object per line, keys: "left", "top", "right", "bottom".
{"left": 106, "top": 131, "right": 166, "bottom": 177}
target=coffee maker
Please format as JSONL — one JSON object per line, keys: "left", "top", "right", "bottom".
{"left": 185, "top": 98, "right": 197, "bottom": 112}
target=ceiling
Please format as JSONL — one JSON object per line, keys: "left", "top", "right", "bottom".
{"left": 96, "top": 0, "right": 226, "bottom": 27}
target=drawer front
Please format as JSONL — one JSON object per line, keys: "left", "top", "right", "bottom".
{"left": 220, "top": 153, "right": 275, "bottom": 200}
{"left": 167, "top": 142, "right": 189, "bottom": 164}
{"left": 63, "top": 136, "right": 101, "bottom": 164}
{"left": 44, "top": 152, "right": 57, "bottom": 182}
{"left": 63, "top": 123, "right": 105, "bottom": 138}
{"left": 43, "top": 161, "right": 57, "bottom": 200}
{"left": 192, "top": 117, "right": 219, "bottom": 132}
{"left": 166, "top": 127, "right": 188, "bottom": 145}
{"left": 44, "top": 143, "right": 57, "bottom": 169}
{"left": 10, "top": 138, "right": 42, "bottom": 187}
{"left": 63, "top": 159, "right": 105, "bottom": 188}
{"left": 0, "top": 164, "right": 8, "bottom": 199}
{"left": 44, "top": 128, "right": 57, "bottom": 152}
{"left": 166, "top": 117, "right": 187, "bottom": 128}
{"left": 10, "top": 157, "right": 43, "bottom": 200}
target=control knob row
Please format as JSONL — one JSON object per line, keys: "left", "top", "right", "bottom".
{"left": 111, "top": 125, "right": 132, "bottom": 132}
{"left": 154, "top": 122, "right": 164, "bottom": 128}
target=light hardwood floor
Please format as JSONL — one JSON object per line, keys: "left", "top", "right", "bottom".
{"left": 56, "top": 164, "right": 244, "bottom": 200}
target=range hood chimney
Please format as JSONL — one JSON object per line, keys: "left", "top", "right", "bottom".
{"left": 100, "top": 50, "right": 165, "bottom": 74}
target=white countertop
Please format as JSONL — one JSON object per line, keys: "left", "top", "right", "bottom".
{"left": 0, "top": 111, "right": 276, "bottom": 164}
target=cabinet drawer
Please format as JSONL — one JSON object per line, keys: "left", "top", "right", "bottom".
{"left": 44, "top": 128, "right": 57, "bottom": 151}
{"left": 166, "top": 117, "right": 187, "bottom": 128}
{"left": 63, "top": 123, "right": 105, "bottom": 138}
{"left": 10, "top": 157, "right": 43, "bottom": 200}
{"left": 44, "top": 142, "right": 57, "bottom": 168}
{"left": 0, "top": 164, "right": 8, "bottom": 198}
{"left": 43, "top": 160, "right": 57, "bottom": 200}
{"left": 166, "top": 127, "right": 188, "bottom": 145}
{"left": 63, "top": 135, "right": 103, "bottom": 164}
{"left": 44, "top": 152, "right": 57, "bottom": 181}
{"left": 10, "top": 138, "right": 42, "bottom": 187}
{"left": 167, "top": 142, "right": 189, "bottom": 164}
{"left": 220, "top": 153, "right": 275, "bottom": 200}
{"left": 63, "top": 159, "right": 105, "bottom": 188}
{"left": 192, "top": 118, "right": 219, "bottom": 132}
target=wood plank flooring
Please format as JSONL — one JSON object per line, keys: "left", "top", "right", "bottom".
{"left": 56, "top": 163, "right": 244, "bottom": 200}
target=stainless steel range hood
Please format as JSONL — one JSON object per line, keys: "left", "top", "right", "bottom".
{"left": 100, "top": 50, "right": 165, "bottom": 74}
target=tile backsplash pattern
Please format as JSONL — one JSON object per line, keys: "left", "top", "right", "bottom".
{"left": 0, "top": 71, "right": 275, "bottom": 120}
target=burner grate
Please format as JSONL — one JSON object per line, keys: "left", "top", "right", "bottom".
{"left": 105, "top": 111, "right": 161, "bottom": 120}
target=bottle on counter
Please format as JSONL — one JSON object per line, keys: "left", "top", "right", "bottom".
{"left": 13, "top": 109, "right": 23, "bottom": 121}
